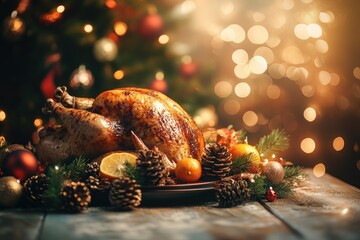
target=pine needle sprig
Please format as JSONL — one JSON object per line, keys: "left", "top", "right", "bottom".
{"left": 248, "top": 175, "right": 266, "bottom": 200}
{"left": 230, "top": 153, "right": 255, "bottom": 175}
{"left": 124, "top": 161, "right": 144, "bottom": 186}
{"left": 256, "top": 129, "right": 290, "bottom": 158}
{"left": 44, "top": 156, "right": 89, "bottom": 208}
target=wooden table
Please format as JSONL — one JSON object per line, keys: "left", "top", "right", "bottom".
{"left": 1, "top": 169, "right": 359, "bottom": 240}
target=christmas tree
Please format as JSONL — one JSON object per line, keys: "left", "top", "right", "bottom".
{"left": 0, "top": 0, "right": 217, "bottom": 143}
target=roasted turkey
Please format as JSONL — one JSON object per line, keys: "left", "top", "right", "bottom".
{"left": 36, "top": 86, "right": 205, "bottom": 168}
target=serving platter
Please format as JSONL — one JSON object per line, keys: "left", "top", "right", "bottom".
{"left": 141, "top": 181, "right": 217, "bottom": 205}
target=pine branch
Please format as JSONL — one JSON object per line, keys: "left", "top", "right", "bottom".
{"left": 248, "top": 175, "right": 266, "bottom": 200}
{"left": 256, "top": 129, "right": 290, "bottom": 158}
{"left": 124, "top": 161, "right": 144, "bottom": 186}
{"left": 230, "top": 153, "right": 255, "bottom": 175}
{"left": 44, "top": 156, "right": 89, "bottom": 208}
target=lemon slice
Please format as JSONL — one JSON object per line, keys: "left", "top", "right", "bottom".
{"left": 99, "top": 152, "right": 137, "bottom": 179}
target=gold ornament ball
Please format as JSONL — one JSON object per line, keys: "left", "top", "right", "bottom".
{"left": 263, "top": 161, "right": 285, "bottom": 184}
{"left": 93, "top": 38, "right": 118, "bottom": 62}
{"left": 0, "top": 176, "right": 23, "bottom": 207}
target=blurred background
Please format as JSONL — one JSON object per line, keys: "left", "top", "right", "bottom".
{"left": 0, "top": 0, "right": 359, "bottom": 187}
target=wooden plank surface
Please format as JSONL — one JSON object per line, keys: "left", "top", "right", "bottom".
{"left": 261, "top": 169, "right": 360, "bottom": 240}
{"left": 39, "top": 203, "right": 294, "bottom": 240}
{"left": 0, "top": 209, "right": 44, "bottom": 240}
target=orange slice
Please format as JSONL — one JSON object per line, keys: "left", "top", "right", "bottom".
{"left": 99, "top": 152, "right": 137, "bottom": 179}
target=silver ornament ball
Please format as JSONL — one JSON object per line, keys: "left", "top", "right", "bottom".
{"left": 263, "top": 161, "right": 285, "bottom": 184}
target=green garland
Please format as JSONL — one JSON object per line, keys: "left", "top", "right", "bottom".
{"left": 44, "top": 156, "right": 88, "bottom": 207}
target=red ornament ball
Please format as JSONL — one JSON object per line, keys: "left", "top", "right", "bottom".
{"left": 265, "top": 187, "right": 277, "bottom": 202}
{"left": 138, "top": 14, "right": 163, "bottom": 38}
{"left": 2, "top": 149, "right": 38, "bottom": 181}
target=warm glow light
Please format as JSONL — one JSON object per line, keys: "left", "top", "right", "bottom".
{"left": 268, "top": 63, "right": 286, "bottom": 79}
{"left": 220, "top": 24, "right": 245, "bottom": 43}
{"left": 333, "top": 137, "right": 345, "bottom": 151}
{"left": 234, "top": 64, "right": 250, "bottom": 79}
{"left": 316, "top": 40, "right": 328, "bottom": 53}
{"left": 301, "top": 138, "right": 316, "bottom": 153}
{"left": 353, "top": 67, "right": 360, "bottom": 80}
{"left": 232, "top": 49, "right": 248, "bottom": 65}
{"left": 267, "top": 85, "right": 281, "bottom": 99}
{"left": 235, "top": 82, "right": 251, "bottom": 98}
{"left": 252, "top": 12, "right": 266, "bottom": 22}
{"left": 281, "top": 0, "right": 295, "bottom": 9}
{"left": 114, "top": 70, "right": 124, "bottom": 80}
{"left": 266, "top": 36, "right": 281, "bottom": 48}
{"left": 341, "top": 208, "right": 349, "bottom": 215}
{"left": 303, "top": 107, "right": 317, "bottom": 122}
{"left": 0, "top": 110, "right": 6, "bottom": 121}
{"left": 105, "top": 0, "right": 117, "bottom": 9}
{"left": 34, "top": 118, "right": 43, "bottom": 127}
{"left": 313, "top": 163, "right": 326, "bottom": 177}
{"left": 294, "top": 24, "right": 310, "bottom": 40}
{"left": 319, "top": 11, "right": 334, "bottom": 23}
{"left": 243, "top": 111, "right": 258, "bottom": 127}
{"left": 214, "top": 81, "right": 233, "bottom": 98}
{"left": 301, "top": 85, "right": 315, "bottom": 97}
{"left": 254, "top": 47, "right": 274, "bottom": 64}
{"left": 249, "top": 56, "right": 267, "bottom": 74}
{"left": 83, "top": 24, "right": 93, "bottom": 33}
{"left": 158, "top": 34, "right": 169, "bottom": 44}
{"left": 181, "top": 0, "right": 196, "bottom": 14}
{"left": 282, "top": 46, "right": 304, "bottom": 64}
{"left": 57, "top": 5, "right": 65, "bottom": 13}
{"left": 223, "top": 99, "right": 240, "bottom": 115}
{"left": 269, "top": 14, "right": 286, "bottom": 28}
{"left": 156, "top": 71, "right": 164, "bottom": 80}
{"left": 114, "top": 21, "right": 127, "bottom": 36}
{"left": 247, "top": 25, "right": 269, "bottom": 44}
{"left": 307, "top": 23, "right": 322, "bottom": 38}
{"left": 319, "top": 71, "right": 331, "bottom": 85}
{"left": 221, "top": 1, "right": 234, "bottom": 15}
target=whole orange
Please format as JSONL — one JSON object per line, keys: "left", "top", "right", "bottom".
{"left": 175, "top": 158, "right": 202, "bottom": 183}
{"left": 230, "top": 143, "right": 261, "bottom": 166}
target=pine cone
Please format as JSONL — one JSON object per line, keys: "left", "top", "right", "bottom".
{"left": 136, "top": 150, "right": 168, "bottom": 186}
{"left": 23, "top": 173, "right": 49, "bottom": 204}
{"left": 86, "top": 176, "right": 111, "bottom": 191}
{"left": 109, "top": 177, "right": 141, "bottom": 210}
{"left": 215, "top": 178, "right": 251, "bottom": 208}
{"left": 85, "top": 162, "right": 100, "bottom": 178}
{"left": 202, "top": 143, "right": 232, "bottom": 180}
{"left": 61, "top": 181, "right": 91, "bottom": 212}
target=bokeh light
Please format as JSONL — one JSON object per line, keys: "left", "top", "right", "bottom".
{"left": 303, "top": 107, "right": 317, "bottom": 122}
{"left": 221, "top": 24, "right": 245, "bottom": 43}
{"left": 223, "top": 99, "right": 240, "bottom": 115}
{"left": 234, "top": 82, "right": 251, "bottom": 98}
{"left": 214, "top": 81, "right": 232, "bottom": 98}
{"left": 114, "top": 21, "right": 127, "bottom": 36}
{"left": 301, "top": 137, "right": 316, "bottom": 153}
{"left": 307, "top": 23, "right": 322, "bottom": 38}
{"left": 234, "top": 64, "right": 250, "bottom": 79}
{"left": 33, "top": 118, "right": 43, "bottom": 127}
{"left": 0, "top": 110, "right": 6, "bottom": 121}
{"left": 249, "top": 56, "right": 267, "bottom": 74}
{"left": 254, "top": 47, "right": 274, "bottom": 64}
{"left": 232, "top": 49, "right": 248, "bottom": 65}
{"left": 313, "top": 163, "right": 326, "bottom": 177}
{"left": 114, "top": 70, "right": 124, "bottom": 80}
{"left": 158, "top": 34, "right": 169, "bottom": 44}
{"left": 319, "top": 71, "right": 331, "bottom": 85}
{"left": 56, "top": 5, "right": 65, "bottom": 13}
{"left": 83, "top": 24, "right": 93, "bottom": 33}
{"left": 294, "top": 24, "right": 310, "bottom": 40}
{"left": 353, "top": 67, "right": 360, "bottom": 80}
{"left": 247, "top": 25, "right": 268, "bottom": 44}
{"left": 333, "top": 137, "right": 345, "bottom": 151}
{"left": 267, "top": 85, "right": 281, "bottom": 99}
{"left": 243, "top": 111, "right": 258, "bottom": 127}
